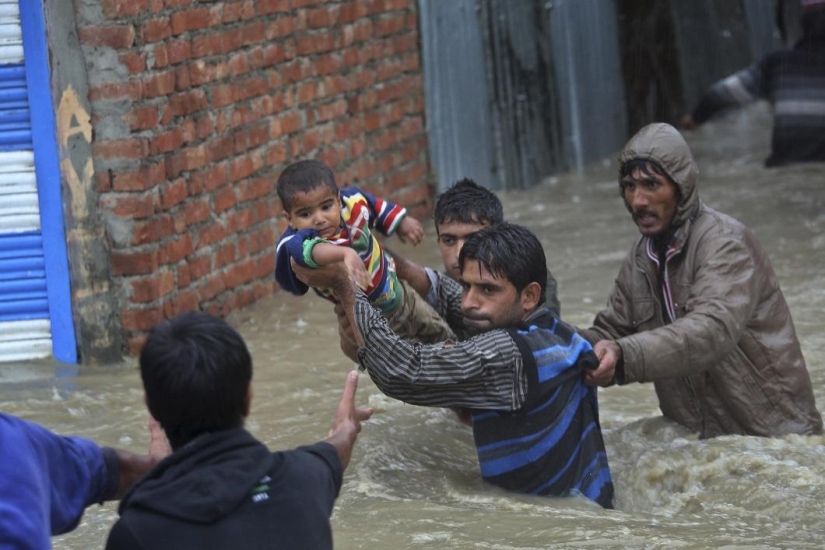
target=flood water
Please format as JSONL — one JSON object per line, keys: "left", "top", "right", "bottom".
{"left": 3, "top": 105, "right": 825, "bottom": 549}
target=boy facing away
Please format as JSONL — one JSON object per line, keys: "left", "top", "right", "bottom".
{"left": 275, "top": 160, "right": 454, "bottom": 344}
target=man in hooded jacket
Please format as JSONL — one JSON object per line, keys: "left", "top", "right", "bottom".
{"left": 105, "top": 312, "right": 373, "bottom": 550}
{"left": 581, "top": 123, "right": 822, "bottom": 438}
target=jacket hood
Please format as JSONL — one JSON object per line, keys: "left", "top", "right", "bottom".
{"left": 118, "top": 429, "right": 273, "bottom": 524}
{"left": 618, "top": 123, "right": 700, "bottom": 228}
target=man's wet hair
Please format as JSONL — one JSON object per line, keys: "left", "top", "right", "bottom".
{"left": 140, "top": 312, "right": 252, "bottom": 449}
{"left": 620, "top": 158, "right": 669, "bottom": 182}
{"left": 434, "top": 178, "right": 504, "bottom": 230}
{"left": 459, "top": 222, "right": 547, "bottom": 305}
{"left": 277, "top": 159, "right": 338, "bottom": 211}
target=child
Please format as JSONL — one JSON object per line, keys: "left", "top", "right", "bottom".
{"left": 275, "top": 159, "right": 454, "bottom": 345}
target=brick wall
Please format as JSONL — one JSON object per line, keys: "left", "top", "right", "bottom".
{"left": 71, "top": 0, "right": 433, "bottom": 356}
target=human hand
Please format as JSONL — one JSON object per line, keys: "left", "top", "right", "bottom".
{"left": 584, "top": 340, "right": 621, "bottom": 387}
{"left": 342, "top": 249, "right": 371, "bottom": 290}
{"left": 679, "top": 114, "right": 697, "bottom": 131}
{"left": 397, "top": 216, "right": 424, "bottom": 246}
{"left": 326, "top": 370, "right": 375, "bottom": 469}
{"left": 292, "top": 258, "right": 349, "bottom": 289}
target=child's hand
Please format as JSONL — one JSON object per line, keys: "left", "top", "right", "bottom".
{"left": 343, "top": 249, "right": 372, "bottom": 291}
{"left": 397, "top": 216, "right": 424, "bottom": 246}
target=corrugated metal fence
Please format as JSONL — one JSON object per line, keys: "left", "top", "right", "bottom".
{"left": 420, "top": 0, "right": 779, "bottom": 191}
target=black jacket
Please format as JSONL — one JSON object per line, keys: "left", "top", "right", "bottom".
{"left": 106, "top": 429, "right": 342, "bottom": 550}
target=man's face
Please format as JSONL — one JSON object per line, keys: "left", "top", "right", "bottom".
{"left": 621, "top": 165, "right": 679, "bottom": 239}
{"left": 436, "top": 218, "right": 489, "bottom": 280}
{"left": 459, "top": 259, "right": 526, "bottom": 334}
{"left": 284, "top": 185, "right": 342, "bottom": 239}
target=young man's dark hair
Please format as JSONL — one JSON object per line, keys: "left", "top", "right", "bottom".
{"left": 433, "top": 178, "right": 504, "bottom": 230}
{"left": 459, "top": 222, "right": 547, "bottom": 306}
{"left": 276, "top": 159, "right": 338, "bottom": 211}
{"left": 140, "top": 312, "right": 252, "bottom": 449}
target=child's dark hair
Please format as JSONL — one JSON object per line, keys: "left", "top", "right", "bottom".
{"left": 434, "top": 178, "right": 503, "bottom": 230}
{"left": 277, "top": 159, "right": 338, "bottom": 210}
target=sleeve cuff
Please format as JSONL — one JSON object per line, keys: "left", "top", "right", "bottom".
{"left": 301, "top": 237, "right": 326, "bottom": 268}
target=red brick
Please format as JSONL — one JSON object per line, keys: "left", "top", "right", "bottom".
{"left": 184, "top": 197, "right": 211, "bottom": 225}
{"left": 99, "top": 192, "right": 155, "bottom": 219}
{"left": 268, "top": 16, "right": 297, "bottom": 39}
{"left": 128, "top": 105, "right": 160, "bottom": 132}
{"left": 119, "top": 51, "right": 147, "bottom": 74}
{"left": 195, "top": 114, "right": 216, "bottom": 139}
{"left": 213, "top": 186, "right": 237, "bottom": 214}
{"left": 240, "top": 21, "right": 267, "bottom": 46}
{"left": 227, "top": 52, "right": 250, "bottom": 77}
{"left": 175, "top": 65, "right": 192, "bottom": 91}
{"left": 151, "top": 44, "right": 169, "bottom": 69}
{"left": 170, "top": 7, "right": 218, "bottom": 35}
{"left": 295, "top": 32, "right": 335, "bottom": 56}
{"left": 79, "top": 25, "right": 135, "bottom": 49}
{"left": 214, "top": 243, "right": 237, "bottom": 269}
{"left": 265, "top": 141, "right": 287, "bottom": 165}
{"left": 167, "top": 39, "right": 192, "bottom": 65}
{"left": 296, "top": 81, "right": 317, "bottom": 104}
{"left": 158, "top": 234, "right": 194, "bottom": 264}
{"left": 197, "top": 223, "right": 227, "bottom": 248}
{"left": 161, "top": 178, "right": 189, "bottom": 210}
{"left": 110, "top": 163, "right": 166, "bottom": 192}
{"left": 162, "top": 290, "right": 200, "bottom": 319}
{"left": 191, "top": 34, "right": 225, "bottom": 58}
{"left": 170, "top": 89, "right": 207, "bottom": 117}
{"left": 222, "top": 258, "right": 257, "bottom": 289}
{"left": 150, "top": 127, "right": 184, "bottom": 155}
{"left": 209, "top": 135, "right": 235, "bottom": 162}
{"left": 102, "top": 0, "right": 147, "bottom": 19}
{"left": 143, "top": 70, "right": 176, "bottom": 98}
{"left": 339, "top": 2, "right": 369, "bottom": 23}
{"left": 132, "top": 216, "right": 173, "bottom": 245}
{"left": 307, "top": 6, "right": 339, "bottom": 28}
{"left": 93, "top": 138, "right": 147, "bottom": 160}
{"left": 353, "top": 19, "right": 374, "bottom": 42}
{"left": 141, "top": 18, "right": 172, "bottom": 43}
{"left": 131, "top": 271, "right": 176, "bottom": 302}
{"left": 112, "top": 251, "right": 158, "bottom": 276}
{"left": 199, "top": 272, "right": 228, "bottom": 301}
{"left": 121, "top": 306, "right": 163, "bottom": 332}
{"left": 257, "top": 0, "right": 291, "bottom": 15}
{"left": 179, "top": 254, "right": 212, "bottom": 287}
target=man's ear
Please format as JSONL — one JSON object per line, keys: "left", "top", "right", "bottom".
{"left": 520, "top": 281, "right": 542, "bottom": 311}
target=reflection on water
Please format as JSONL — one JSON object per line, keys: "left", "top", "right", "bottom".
{"left": 3, "top": 105, "right": 825, "bottom": 549}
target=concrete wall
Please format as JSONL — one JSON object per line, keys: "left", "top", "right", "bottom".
{"left": 53, "top": 0, "right": 432, "bottom": 359}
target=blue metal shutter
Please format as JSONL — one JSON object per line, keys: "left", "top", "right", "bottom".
{"left": 0, "top": 1, "right": 60, "bottom": 361}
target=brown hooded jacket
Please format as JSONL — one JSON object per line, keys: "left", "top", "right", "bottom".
{"left": 580, "top": 123, "right": 822, "bottom": 438}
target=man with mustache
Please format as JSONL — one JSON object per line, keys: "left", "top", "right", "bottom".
{"left": 581, "top": 123, "right": 822, "bottom": 438}
{"left": 295, "top": 223, "right": 614, "bottom": 508}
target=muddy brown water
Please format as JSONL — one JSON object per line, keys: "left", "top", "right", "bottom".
{"left": 3, "top": 106, "right": 824, "bottom": 549}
